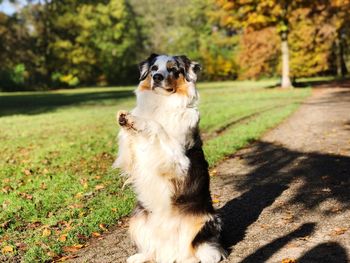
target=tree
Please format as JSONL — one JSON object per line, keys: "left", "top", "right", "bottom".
{"left": 130, "top": 0, "right": 239, "bottom": 80}
{"left": 237, "top": 27, "right": 280, "bottom": 79}
{"left": 216, "top": 0, "right": 324, "bottom": 88}
{"left": 328, "top": 0, "right": 350, "bottom": 77}
{"left": 288, "top": 7, "right": 336, "bottom": 78}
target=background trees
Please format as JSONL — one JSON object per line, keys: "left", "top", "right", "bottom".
{"left": 0, "top": 0, "right": 349, "bottom": 91}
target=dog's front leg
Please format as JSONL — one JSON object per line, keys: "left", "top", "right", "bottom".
{"left": 117, "top": 111, "right": 189, "bottom": 177}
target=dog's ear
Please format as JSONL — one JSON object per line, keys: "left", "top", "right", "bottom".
{"left": 138, "top": 53, "right": 159, "bottom": 81}
{"left": 174, "top": 55, "right": 201, "bottom": 82}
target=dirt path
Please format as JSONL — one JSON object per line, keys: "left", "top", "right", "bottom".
{"left": 70, "top": 83, "right": 350, "bottom": 263}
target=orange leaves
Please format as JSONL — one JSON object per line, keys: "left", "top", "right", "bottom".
{"left": 58, "top": 234, "right": 68, "bottom": 242}
{"left": 99, "top": 224, "right": 108, "bottom": 232}
{"left": 62, "top": 244, "right": 84, "bottom": 253}
{"left": 91, "top": 232, "right": 101, "bottom": 237}
{"left": 330, "top": 227, "right": 348, "bottom": 236}
{"left": 281, "top": 258, "right": 297, "bottom": 263}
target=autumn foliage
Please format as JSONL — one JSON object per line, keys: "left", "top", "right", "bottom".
{"left": 0, "top": 0, "right": 349, "bottom": 90}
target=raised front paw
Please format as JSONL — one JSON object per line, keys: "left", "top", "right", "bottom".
{"left": 117, "top": 111, "right": 136, "bottom": 130}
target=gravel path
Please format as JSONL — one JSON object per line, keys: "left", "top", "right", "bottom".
{"left": 70, "top": 83, "right": 350, "bottom": 263}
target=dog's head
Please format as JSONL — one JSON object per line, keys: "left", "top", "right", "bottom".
{"left": 138, "top": 54, "right": 201, "bottom": 96}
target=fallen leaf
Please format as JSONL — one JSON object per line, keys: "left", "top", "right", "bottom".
{"left": 47, "top": 251, "right": 57, "bottom": 258}
{"left": 59, "top": 234, "right": 67, "bottom": 242}
{"left": 99, "top": 224, "right": 108, "bottom": 232}
{"left": 209, "top": 169, "right": 217, "bottom": 176}
{"left": 2, "top": 186, "right": 12, "bottom": 194}
{"left": 212, "top": 199, "right": 220, "bottom": 204}
{"left": 75, "top": 192, "right": 83, "bottom": 199}
{"left": 20, "top": 192, "right": 33, "bottom": 200}
{"left": 24, "top": 169, "right": 32, "bottom": 176}
{"left": 331, "top": 227, "right": 348, "bottom": 236}
{"left": 1, "top": 245, "right": 13, "bottom": 254}
{"left": 330, "top": 206, "right": 342, "bottom": 213}
{"left": 281, "top": 258, "right": 296, "bottom": 263}
{"left": 42, "top": 228, "right": 51, "bottom": 237}
{"left": 40, "top": 182, "right": 47, "bottom": 190}
{"left": 62, "top": 244, "right": 84, "bottom": 253}
{"left": 92, "top": 232, "right": 101, "bottom": 237}
{"left": 15, "top": 242, "right": 27, "bottom": 251}
{"left": 95, "top": 184, "right": 105, "bottom": 190}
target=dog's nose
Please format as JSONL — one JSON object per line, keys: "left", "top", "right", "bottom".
{"left": 153, "top": 74, "right": 164, "bottom": 82}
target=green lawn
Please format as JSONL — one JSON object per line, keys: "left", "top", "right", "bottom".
{"left": 0, "top": 80, "right": 310, "bottom": 262}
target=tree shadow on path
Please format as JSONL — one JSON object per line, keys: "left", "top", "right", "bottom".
{"left": 298, "top": 242, "right": 349, "bottom": 263}
{"left": 218, "top": 141, "right": 350, "bottom": 256}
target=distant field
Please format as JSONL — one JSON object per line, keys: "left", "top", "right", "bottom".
{"left": 0, "top": 80, "right": 310, "bottom": 262}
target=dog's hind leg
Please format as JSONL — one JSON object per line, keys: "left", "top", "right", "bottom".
{"left": 195, "top": 243, "right": 223, "bottom": 263}
{"left": 128, "top": 204, "right": 154, "bottom": 262}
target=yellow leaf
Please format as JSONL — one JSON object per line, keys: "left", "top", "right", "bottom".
{"left": 42, "top": 228, "right": 51, "bottom": 237}
{"left": 1, "top": 245, "right": 13, "bottom": 254}
{"left": 212, "top": 199, "right": 220, "bottom": 204}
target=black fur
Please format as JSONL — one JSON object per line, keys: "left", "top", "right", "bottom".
{"left": 172, "top": 129, "right": 225, "bottom": 253}
{"left": 192, "top": 214, "right": 222, "bottom": 248}
{"left": 172, "top": 130, "right": 214, "bottom": 215}
{"left": 174, "top": 55, "right": 201, "bottom": 82}
{"left": 138, "top": 53, "right": 158, "bottom": 80}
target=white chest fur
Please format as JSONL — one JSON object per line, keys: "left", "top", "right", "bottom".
{"left": 125, "top": 90, "right": 199, "bottom": 213}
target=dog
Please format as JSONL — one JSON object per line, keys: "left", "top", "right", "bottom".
{"left": 114, "top": 54, "right": 225, "bottom": 263}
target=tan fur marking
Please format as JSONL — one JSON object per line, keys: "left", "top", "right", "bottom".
{"left": 138, "top": 74, "right": 152, "bottom": 91}
{"left": 186, "top": 214, "right": 209, "bottom": 256}
{"left": 175, "top": 76, "right": 189, "bottom": 97}
{"left": 167, "top": 74, "right": 189, "bottom": 96}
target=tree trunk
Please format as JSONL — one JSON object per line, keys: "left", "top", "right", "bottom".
{"left": 335, "top": 33, "right": 348, "bottom": 78}
{"left": 281, "top": 32, "right": 292, "bottom": 88}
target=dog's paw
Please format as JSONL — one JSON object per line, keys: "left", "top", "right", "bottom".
{"left": 117, "top": 111, "right": 137, "bottom": 131}
{"left": 127, "top": 253, "right": 150, "bottom": 263}
{"left": 117, "top": 110, "right": 129, "bottom": 126}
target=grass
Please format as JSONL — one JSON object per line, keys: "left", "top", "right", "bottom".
{"left": 0, "top": 80, "right": 310, "bottom": 262}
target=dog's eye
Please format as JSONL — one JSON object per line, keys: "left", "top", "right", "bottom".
{"left": 167, "top": 67, "right": 176, "bottom": 72}
{"left": 151, "top": 65, "right": 158, "bottom": 71}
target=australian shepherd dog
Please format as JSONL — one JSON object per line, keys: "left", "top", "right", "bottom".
{"left": 113, "top": 54, "right": 226, "bottom": 263}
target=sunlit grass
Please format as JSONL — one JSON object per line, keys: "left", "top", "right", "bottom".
{"left": 0, "top": 80, "right": 310, "bottom": 262}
